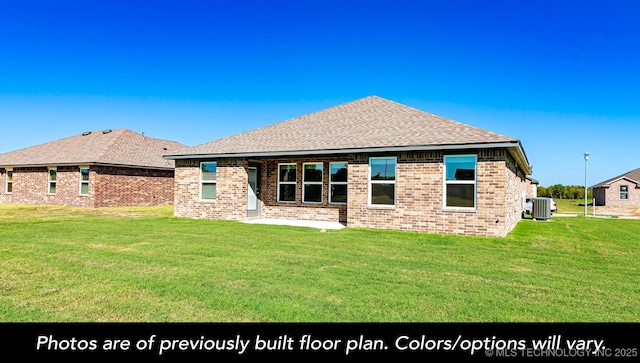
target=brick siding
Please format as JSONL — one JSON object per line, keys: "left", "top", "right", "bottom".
{"left": 347, "top": 150, "right": 524, "bottom": 237}
{"left": 0, "top": 166, "right": 173, "bottom": 207}
{"left": 173, "top": 148, "right": 527, "bottom": 237}
{"left": 174, "top": 157, "right": 347, "bottom": 222}
{"left": 594, "top": 179, "right": 640, "bottom": 207}
{"left": 0, "top": 168, "right": 8, "bottom": 204}
{"left": 526, "top": 179, "right": 538, "bottom": 198}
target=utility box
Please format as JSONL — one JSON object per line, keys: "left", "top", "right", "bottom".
{"left": 532, "top": 198, "right": 551, "bottom": 220}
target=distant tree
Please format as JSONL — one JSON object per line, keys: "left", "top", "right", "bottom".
{"left": 537, "top": 186, "right": 548, "bottom": 197}
{"left": 537, "top": 184, "right": 592, "bottom": 200}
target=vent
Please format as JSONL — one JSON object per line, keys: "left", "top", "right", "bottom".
{"left": 82, "top": 131, "right": 92, "bottom": 136}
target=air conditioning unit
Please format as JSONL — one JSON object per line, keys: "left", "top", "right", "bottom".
{"left": 532, "top": 198, "right": 551, "bottom": 220}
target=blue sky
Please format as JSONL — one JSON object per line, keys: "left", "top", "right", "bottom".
{"left": 1, "top": 0, "right": 638, "bottom": 187}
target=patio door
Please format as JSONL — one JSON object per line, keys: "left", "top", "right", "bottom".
{"left": 247, "top": 166, "right": 261, "bottom": 218}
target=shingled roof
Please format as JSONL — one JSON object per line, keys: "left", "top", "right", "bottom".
{"left": 0, "top": 128, "right": 186, "bottom": 169}
{"left": 166, "top": 95, "right": 531, "bottom": 173}
{"left": 592, "top": 167, "right": 640, "bottom": 188}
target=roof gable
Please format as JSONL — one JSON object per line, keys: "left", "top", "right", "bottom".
{"left": 0, "top": 128, "right": 186, "bottom": 169}
{"left": 592, "top": 167, "right": 640, "bottom": 188}
{"left": 170, "top": 96, "right": 520, "bottom": 157}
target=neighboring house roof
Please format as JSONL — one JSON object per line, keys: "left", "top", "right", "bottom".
{"left": 592, "top": 167, "right": 640, "bottom": 188}
{"left": 527, "top": 177, "right": 539, "bottom": 184}
{"left": 165, "top": 95, "right": 531, "bottom": 173}
{"left": 0, "top": 128, "right": 186, "bottom": 170}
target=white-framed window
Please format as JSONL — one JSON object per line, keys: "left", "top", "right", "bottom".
{"left": 620, "top": 185, "right": 629, "bottom": 200}
{"left": 329, "top": 162, "right": 347, "bottom": 204}
{"left": 79, "top": 166, "right": 90, "bottom": 195}
{"left": 278, "top": 163, "right": 297, "bottom": 202}
{"left": 303, "top": 162, "right": 323, "bottom": 203}
{"left": 200, "top": 161, "right": 217, "bottom": 200}
{"left": 5, "top": 168, "right": 13, "bottom": 194}
{"left": 48, "top": 167, "right": 57, "bottom": 194}
{"left": 444, "top": 155, "right": 477, "bottom": 208}
{"left": 369, "top": 156, "right": 396, "bottom": 206}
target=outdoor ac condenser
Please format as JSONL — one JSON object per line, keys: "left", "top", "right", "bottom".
{"left": 532, "top": 198, "right": 551, "bottom": 220}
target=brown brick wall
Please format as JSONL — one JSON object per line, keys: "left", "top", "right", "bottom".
{"left": 504, "top": 151, "right": 528, "bottom": 234}
{"left": 0, "top": 168, "right": 9, "bottom": 203}
{"left": 0, "top": 165, "right": 173, "bottom": 207}
{"left": 526, "top": 179, "right": 538, "bottom": 198}
{"left": 173, "top": 149, "right": 526, "bottom": 237}
{"left": 174, "top": 157, "right": 347, "bottom": 222}
{"left": 0, "top": 166, "right": 95, "bottom": 207}
{"left": 93, "top": 166, "right": 174, "bottom": 207}
{"left": 261, "top": 158, "right": 347, "bottom": 222}
{"left": 173, "top": 158, "right": 248, "bottom": 220}
{"left": 346, "top": 150, "right": 524, "bottom": 237}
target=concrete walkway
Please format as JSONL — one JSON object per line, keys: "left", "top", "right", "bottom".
{"left": 552, "top": 213, "right": 640, "bottom": 220}
{"left": 241, "top": 218, "right": 346, "bottom": 230}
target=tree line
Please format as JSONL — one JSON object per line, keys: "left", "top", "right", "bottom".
{"left": 537, "top": 184, "right": 593, "bottom": 200}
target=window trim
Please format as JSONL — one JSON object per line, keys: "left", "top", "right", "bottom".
{"left": 277, "top": 163, "right": 297, "bottom": 203}
{"left": 443, "top": 154, "right": 477, "bottom": 210}
{"left": 302, "top": 162, "right": 323, "bottom": 204}
{"left": 329, "top": 162, "right": 348, "bottom": 205}
{"left": 48, "top": 166, "right": 57, "bottom": 195}
{"left": 620, "top": 185, "right": 629, "bottom": 200}
{"left": 368, "top": 156, "right": 397, "bottom": 207}
{"left": 5, "top": 168, "right": 13, "bottom": 194}
{"left": 79, "top": 166, "right": 90, "bottom": 196}
{"left": 200, "top": 161, "right": 217, "bottom": 201}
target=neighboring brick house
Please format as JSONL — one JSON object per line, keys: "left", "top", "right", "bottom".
{"left": 164, "top": 96, "right": 533, "bottom": 237}
{"left": 0, "top": 129, "right": 186, "bottom": 207}
{"left": 592, "top": 167, "right": 640, "bottom": 207}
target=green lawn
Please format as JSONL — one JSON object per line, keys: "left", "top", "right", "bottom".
{"left": 555, "top": 198, "right": 592, "bottom": 214}
{"left": 0, "top": 204, "right": 638, "bottom": 322}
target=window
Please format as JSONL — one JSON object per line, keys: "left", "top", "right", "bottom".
{"left": 369, "top": 157, "right": 396, "bottom": 206}
{"left": 80, "top": 167, "right": 89, "bottom": 195}
{"left": 620, "top": 185, "right": 629, "bottom": 200}
{"left": 444, "top": 155, "right": 477, "bottom": 208}
{"left": 5, "top": 168, "right": 12, "bottom": 194}
{"left": 48, "top": 167, "right": 57, "bottom": 194}
{"left": 200, "top": 162, "right": 217, "bottom": 200}
{"left": 278, "top": 163, "right": 297, "bottom": 202}
{"left": 329, "top": 162, "right": 347, "bottom": 204}
{"left": 303, "top": 162, "right": 323, "bottom": 203}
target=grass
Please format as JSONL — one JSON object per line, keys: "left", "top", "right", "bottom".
{"left": 555, "top": 198, "right": 592, "bottom": 214}
{"left": 0, "top": 203, "right": 638, "bottom": 322}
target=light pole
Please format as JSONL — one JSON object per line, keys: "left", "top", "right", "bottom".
{"left": 584, "top": 151, "right": 589, "bottom": 217}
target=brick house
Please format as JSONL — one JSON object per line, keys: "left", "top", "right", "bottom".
{"left": 592, "top": 167, "right": 640, "bottom": 207}
{"left": 0, "top": 129, "right": 186, "bottom": 207}
{"left": 164, "top": 96, "right": 533, "bottom": 237}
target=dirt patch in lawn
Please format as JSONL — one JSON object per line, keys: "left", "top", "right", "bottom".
{"left": 592, "top": 206, "right": 639, "bottom": 217}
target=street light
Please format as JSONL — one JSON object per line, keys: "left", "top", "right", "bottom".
{"left": 584, "top": 151, "right": 589, "bottom": 217}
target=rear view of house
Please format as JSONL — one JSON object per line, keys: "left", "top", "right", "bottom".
{"left": 0, "top": 128, "right": 186, "bottom": 207}
{"left": 165, "top": 96, "right": 533, "bottom": 237}
{"left": 592, "top": 167, "right": 640, "bottom": 207}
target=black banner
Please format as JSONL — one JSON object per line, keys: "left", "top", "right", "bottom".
{"left": 2, "top": 322, "right": 638, "bottom": 361}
